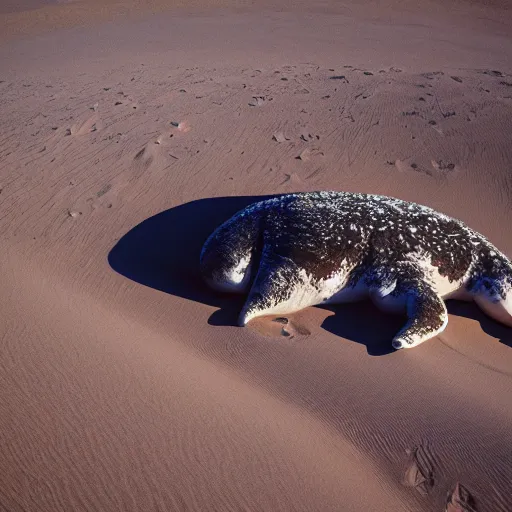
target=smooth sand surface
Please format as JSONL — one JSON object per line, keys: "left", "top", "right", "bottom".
{"left": 1, "top": 1, "right": 512, "bottom": 510}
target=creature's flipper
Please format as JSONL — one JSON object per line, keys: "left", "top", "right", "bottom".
{"left": 392, "top": 282, "right": 448, "bottom": 350}
{"left": 238, "top": 246, "right": 316, "bottom": 326}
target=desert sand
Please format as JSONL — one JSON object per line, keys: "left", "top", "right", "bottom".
{"left": 0, "top": 0, "right": 511, "bottom": 510}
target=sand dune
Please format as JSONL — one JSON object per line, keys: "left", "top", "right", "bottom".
{"left": 1, "top": 1, "right": 512, "bottom": 510}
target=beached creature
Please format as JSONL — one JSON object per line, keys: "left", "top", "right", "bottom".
{"left": 200, "top": 192, "right": 512, "bottom": 349}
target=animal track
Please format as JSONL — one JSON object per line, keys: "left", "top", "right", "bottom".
{"left": 249, "top": 96, "right": 268, "bottom": 107}
{"left": 395, "top": 159, "right": 433, "bottom": 176}
{"left": 431, "top": 160, "right": 456, "bottom": 173}
{"left": 481, "top": 69, "right": 503, "bottom": 77}
{"left": 273, "top": 317, "right": 311, "bottom": 338}
{"left": 272, "top": 131, "right": 290, "bottom": 143}
{"left": 402, "top": 444, "right": 434, "bottom": 496}
{"left": 422, "top": 71, "right": 444, "bottom": 80}
{"left": 133, "top": 145, "right": 154, "bottom": 171}
{"left": 296, "top": 147, "right": 324, "bottom": 161}
{"left": 72, "top": 114, "right": 101, "bottom": 136}
{"left": 96, "top": 184, "right": 112, "bottom": 198}
{"left": 249, "top": 316, "right": 311, "bottom": 340}
{"left": 445, "top": 483, "right": 477, "bottom": 512}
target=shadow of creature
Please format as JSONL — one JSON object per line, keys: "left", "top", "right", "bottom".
{"left": 319, "top": 302, "right": 405, "bottom": 356}
{"left": 446, "top": 300, "right": 512, "bottom": 348}
{"left": 108, "top": 195, "right": 271, "bottom": 312}
{"left": 108, "top": 194, "right": 510, "bottom": 355}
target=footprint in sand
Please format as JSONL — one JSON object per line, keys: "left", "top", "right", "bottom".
{"left": 249, "top": 96, "right": 267, "bottom": 107}
{"left": 394, "top": 159, "right": 430, "bottom": 174}
{"left": 68, "top": 114, "right": 102, "bottom": 136}
{"left": 445, "top": 483, "right": 477, "bottom": 512}
{"left": 89, "top": 185, "right": 115, "bottom": 211}
{"left": 133, "top": 134, "right": 185, "bottom": 171}
{"left": 272, "top": 131, "right": 290, "bottom": 143}
{"left": 481, "top": 69, "right": 503, "bottom": 77}
{"left": 279, "top": 172, "right": 305, "bottom": 188}
{"left": 402, "top": 444, "right": 434, "bottom": 496}
{"left": 115, "top": 98, "right": 139, "bottom": 110}
{"left": 249, "top": 316, "right": 311, "bottom": 340}
{"left": 275, "top": 317, "right": 311, "bottom": 338}
{"left": 96, "top": 184, "right": 112, "bottom": 198}
{"left": 133, "top": 145, "right": 155, "bottom": 171}
{"left": 154, "top": 128, "right": 179, "bottom": 145}
{"left": 422, "top": 71, "right": 444, "bottom": 80}
{"left": 296, "top": 147, "right": 324, "bottom": 161}
{"left": 410, "top": 162, "right": 436, "bottom": 176}
{"left": 431, "top": 159, "right": 456, "bottom": 174}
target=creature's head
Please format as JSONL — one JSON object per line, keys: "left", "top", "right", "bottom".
{"left": 199, "top": 210, "right": 261, "bottom": 294}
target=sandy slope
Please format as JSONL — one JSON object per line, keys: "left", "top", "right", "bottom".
{"left": 1, "top": 1, "right": 512, "bottom": 511}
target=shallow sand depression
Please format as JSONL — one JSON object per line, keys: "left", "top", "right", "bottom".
{"left": 0, "top": 1, "right": 512, "bottom": 511}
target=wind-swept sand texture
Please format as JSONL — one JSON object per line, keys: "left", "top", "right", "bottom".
{"left": 1, "top": 1, "right": 512, "bottom": 511}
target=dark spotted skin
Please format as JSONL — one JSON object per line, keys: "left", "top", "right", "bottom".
{"left": 200, "top": 191, "right": 512, "bottom": 348}
{"left": 200, "top": 208, "right": 261, "bottom": 285}
{"left": 261, "top": 192, "right": 476, "bottom": 282}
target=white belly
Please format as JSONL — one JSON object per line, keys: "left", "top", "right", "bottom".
{"left": 324, "top": 279, "right": 369, "bottom": 304}
{"left": 249, "top": 255, "right": 472, "bottom": 321}
{"left": 256, "top": 268, "right": 350, "bottom": 318}
{"left": 325, "top": 254, "right": 472, "bottom": 315}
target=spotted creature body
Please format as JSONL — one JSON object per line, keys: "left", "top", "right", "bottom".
{"left": 200, "top": 192, "right": 512, "bottom": 349}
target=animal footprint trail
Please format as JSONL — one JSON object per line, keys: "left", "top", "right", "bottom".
{"left": 2, "top": 56, "right": 512, "bottom": 512}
